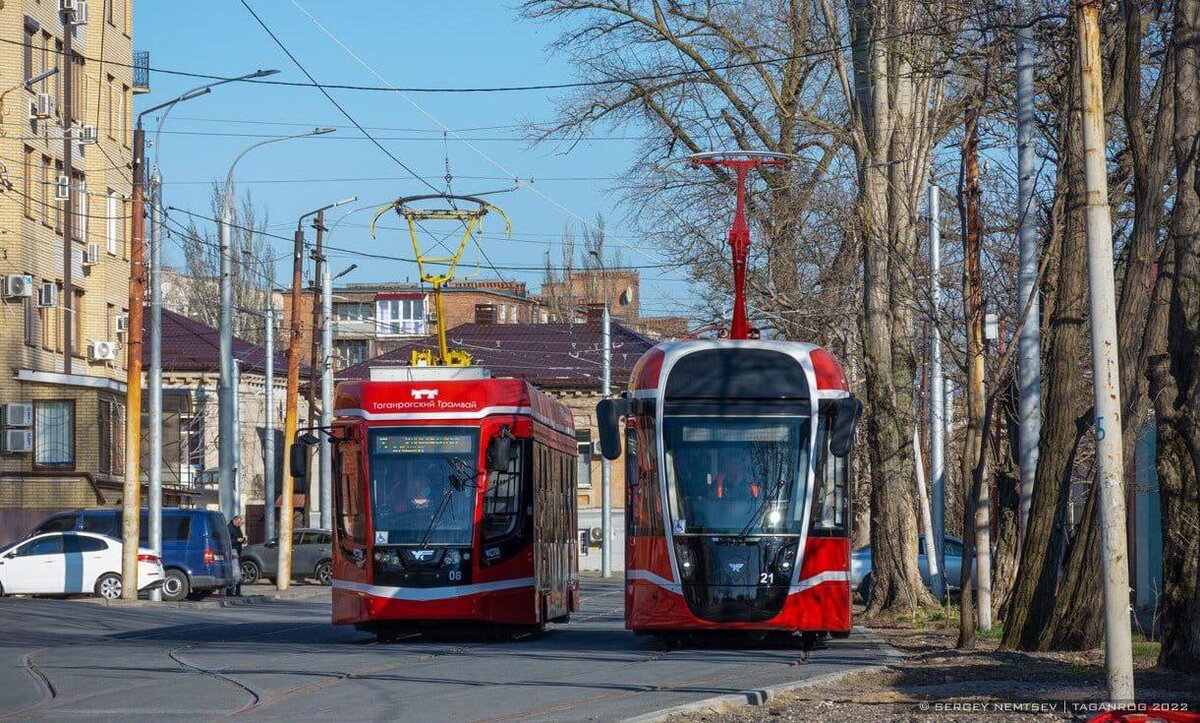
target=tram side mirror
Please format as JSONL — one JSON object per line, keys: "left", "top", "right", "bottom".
{"left": 486, "top": 431, "right": 514, "bottom": 474}
{"left": 597, "top": 397, "right": 632, "bottom": 461}
{"left": 830, "top": 397, "right": 863, "bottom": 458}
{"left": 290, "top": 432, "right": 319, "bottom": 487}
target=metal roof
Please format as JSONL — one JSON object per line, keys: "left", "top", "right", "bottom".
{"left": 148, "top": 309, "right": 305, "bottom": 377}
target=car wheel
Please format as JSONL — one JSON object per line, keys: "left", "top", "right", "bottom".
{"left": 241, "top": 559, "right": 262, "bottom": 586}
{"left": 314, "top": 560, "right": 332, "bottom": 586}
{"left": 161, "top": 569, "right": 190, "bottom": 602}
{"left": 859, "top": 573, "right": 874, "bottom": 606}
{"left": 95, "top": 573, "right": 122, "bottom": 600}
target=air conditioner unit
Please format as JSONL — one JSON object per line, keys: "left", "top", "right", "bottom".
{"left": 89, "top": 340, "right": 118, "bottom": 362}
{"left": 55, "top": 175, "right": 69, "bottom": 201}
{"left": 115, "top": 312, "right": 128, "bottom": 336}
{"left": 3, "top": 274, "right": 34, "bottom": 299}
{"left": 73, "top": 0, "right": 89, "bottom": 25}
{"left": 3, "top": 403, "right": 33, "bottom": 428}
{"left": 1, "top": 429, "right": 32, "bottom": 454}
{"left": 78, "top": 125, "right": 98, "bottom": 144}
{"left": 37, "top": 282, "right": 57, "bottom": 308}
{"left": 83, "top": 242, "right": 101, "bottom": 266}
{"left": 35, "top": 93, "right": 54, "bottom": 120}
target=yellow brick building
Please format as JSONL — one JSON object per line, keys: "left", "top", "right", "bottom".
{"left": 0, "top": 0, "right": 140, "bottom": 541}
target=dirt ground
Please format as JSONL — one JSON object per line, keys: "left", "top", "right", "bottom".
{"left": 672, "top": 622, "right": 1200, "bottom": 722}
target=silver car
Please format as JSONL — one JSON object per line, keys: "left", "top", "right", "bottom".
{"left": 240, "top": 529, "right": 333, "bottom": 586}
{"left": 850, "top": 535, "right": 964, "bottom": 601}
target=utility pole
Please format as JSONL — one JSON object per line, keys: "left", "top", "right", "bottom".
{"left": 600, "top": 301, "right": 612, "bottom": 577}
{"left": 232, "top": 359, "right": 241, "bottom": 516}
{"left": 1016, "top": 0, "right": 1041, "bottom": 552}
{"left": 218, "top": 181, "right": 236, "bottom": 522}
{"left": 928, "top": 184, "right": 946, "bottom": 598}
{"left": 963, "top": 101, "right": 992, "bottom": 631}
{"left": 279, "top": 225, "right": 305, "bottom": 590}
{"left": 264, "top": 306, "right": 276, "bottom": 542}
{"left": 148, "top": 170, "right": 163, "bottom": 602}
{"left": 121, "top": 131, "right": 146, "bottom": 601}
{"left": 1077, "top": 0, "right": 1135, "bottom": 703}
{"left": 320, "top": 261, "right": 334, "bottom": 531}
{"left": 61, "top": 4, "right": 75, "bottom": 375}
{"left": 307, "top": 211, "right": 326, "bottom": 527}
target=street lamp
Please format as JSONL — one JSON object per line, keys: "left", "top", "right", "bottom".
{"left": 218, "top": 126, "right": 334, "bottom": 525}
{"left": 589, "top": 249, "right": 613, "bottom": 578}
{"left": 123, "top": 69, "right": 278, "bottom": 601}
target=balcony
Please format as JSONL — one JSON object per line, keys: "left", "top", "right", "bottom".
{"left": 132, "top": 51, "right": 150, "bottom": 94}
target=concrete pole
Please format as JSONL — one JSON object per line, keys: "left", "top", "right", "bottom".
{"left": 320, "top": 264, "right": 334, "bottom": 531}
{"left": 218, "top": 187, "right": 235, "bottom": 522}
{"left": 61, "top": 6, "right": 75, "bottom": 375}
{"left": 913, "top": 426, "right": 939, "bottom": 581}
{"left": 232, "top": 360, "right": 241, "bottom": 516}
{"left": 928, "top": 184, "right": 946, "bottom": 598}
{"left": 264, "top": 307, "right": 276, "bottom": 542}
{"left": 1077, "top": 0, "right": 1135, "bottom": 703}
{"left": 148, "top": 170, "right": 163, "bottom": 602}
{"left": 600, "top": 303, "right": 612, "bottom": 578}
{"left": 1016, "top": 2, "right": 1041, "bottom": 553}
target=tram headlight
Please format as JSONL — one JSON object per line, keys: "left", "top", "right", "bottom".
{"left": 442, "top": 549, "right": 462, "bottom": 568}
{"left": 673, "top": 540, "right": 696, "bottom": 580}
{"left": 374, "top": 549, "right": 401, "bottom": 567}
{"left": 772, "top": 545, "right": 796, "bottom": 574}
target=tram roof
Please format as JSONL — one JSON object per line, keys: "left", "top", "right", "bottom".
{"left": 630, "top": 339, "right": 849, "bottom": 396}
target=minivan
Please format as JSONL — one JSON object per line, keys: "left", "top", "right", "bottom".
{"left": 28, "top": 508, "right": 235, "bottom": 601}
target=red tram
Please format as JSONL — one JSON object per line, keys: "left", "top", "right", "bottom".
{"left": 595, "top": 150, "right": 862, "bottom": 642}
{"left": 598, "top": 342, "right": 860, "bottom": 640}
{"left": 326, "top": 368, "right": 579, "bottom": 637}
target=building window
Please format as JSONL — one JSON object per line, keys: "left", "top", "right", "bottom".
{"left": 23, "top": 146, "right": 34, "bottom": 219}
{"left": 73, "top": 289, "right": 85, "bottom": 355}
{"left": 334, "top": 339, "right": 368, "bottom": 369}
{"left": 98, "top": 398, "right": 125, "bottom": 477}
{"left": 376, "top": 297, "right": 425, "bottom": 336}
{"left": 23, "top": 21, "right": 36, "bottom": 81}
{"left": 72, "top": 172, "right": 87, "bottom": 242}
{"left": 34, "top": 400, "right": 75, "bottom": 469}
{"left": 54, "top": 160, "right": 63, "bottom": 232}
{"left": 121, "top": 85, "right": 130, "bottom": 147}
{"left": 106, "top": 190, "right": 118, "bottom": 254}
{"left": 107, "top": 0, "right": 115, "bottom": 26}
{"left": 40, "top": 155, "right": 51, "bottom": 227}
{"left": 106, "top": 75, "right": 115, "bottom": 139}
{"left": 24, "top": 296, "right": 39, "bottom": 347}
{"left": 576, "top": 429, "right": 593, "bottom": 488}
{"left": 334, "top": 301, "right": 372, "bottom": 321}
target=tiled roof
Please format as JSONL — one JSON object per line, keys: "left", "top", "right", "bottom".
{"left": 337, "top": 322, "right": 655, "bottom": 391}
{"left": 148, "top": 309, "right": 303, "bottom": 376}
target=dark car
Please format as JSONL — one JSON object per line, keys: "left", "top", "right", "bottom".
{"left": 240, "top": 529, "right": 332, "bottom": 586}
{"left": 27, "top": 508, "right": 236, "bottom": 601}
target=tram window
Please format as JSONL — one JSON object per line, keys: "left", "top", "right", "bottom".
{"left": 809, "top": 420, "right": 849, "bottom": 536}
{"left": 334, "top": 440, "right": 366, "bottom": 544}
{"left": 631, "top": 417, "right": 664, "bottom": 537}
{"left": 483, "top": 438, "right": 526, "bottom": 542}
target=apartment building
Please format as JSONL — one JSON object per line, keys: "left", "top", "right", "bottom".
{"left": 0, "top": 1, "right": 141, "bottom": 540}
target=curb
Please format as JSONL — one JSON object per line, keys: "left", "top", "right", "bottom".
{"left": 624, "top": 629, "right": 903, "bottom": 723}
{"left": 81, "top": 589, "right": 327, "bottom": 609}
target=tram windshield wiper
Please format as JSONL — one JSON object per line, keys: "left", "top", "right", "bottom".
{"left": 735, "top": 477, "right": 788, "bottom": 539}
{"left": 415, "top": 459, "right": 478, "bottom": 550}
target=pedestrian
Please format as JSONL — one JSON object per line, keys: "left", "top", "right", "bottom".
{"left": 227, "top": 514, "right": 246, "bottom": 597}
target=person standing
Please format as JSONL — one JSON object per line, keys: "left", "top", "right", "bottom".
{"left": 227, "top": 514, "right": 246, "bottom": 596}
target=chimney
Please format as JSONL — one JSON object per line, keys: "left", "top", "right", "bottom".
{"left": 585, "top": 303, "right": 605, "bottom": 324}
{"left": 475, "top": 304, "right": 497, "bottom": 325}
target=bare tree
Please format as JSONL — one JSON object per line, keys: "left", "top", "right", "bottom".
{"left": 177, "top": 183, "right": 276, "bottom": 345}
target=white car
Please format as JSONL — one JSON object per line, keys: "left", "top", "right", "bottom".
{"left": 0, "top": 531, "right": 164, "bottom": 600}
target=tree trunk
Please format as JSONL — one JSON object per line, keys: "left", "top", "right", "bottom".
{"left": 991, "top": 374, "right": 1021, "bottom": 622}
{"left": 1001, "top": 54, "right": 1091, "bottom": 650}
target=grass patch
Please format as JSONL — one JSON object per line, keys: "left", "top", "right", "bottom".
{"left": 1132, "top": 641, "right": 1160, "bottom": 657}
{"left": 978, "top": 624, "right": 1004, "bottom": 640}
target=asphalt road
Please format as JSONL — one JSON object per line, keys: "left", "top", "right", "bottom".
{"left": 0, "top": 578, "right": 886, "bottom": 721}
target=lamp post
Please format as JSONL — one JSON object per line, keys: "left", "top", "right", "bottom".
{"left": 123, "top": 69, "right": 278, "bottom": 600}
{"left": 219, "top": 126, "right": 333, "bottom": 524}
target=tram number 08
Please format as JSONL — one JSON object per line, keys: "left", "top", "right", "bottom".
{"left": 759, "top": 572, "right": 775, "bottom": 585}
{"left": 447, "top": 570, "right": 463, "bottom": 582}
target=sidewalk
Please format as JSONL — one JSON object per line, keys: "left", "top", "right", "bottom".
{"left": 82, "top": 583, "right": 329, "bottom": 609}
{"left": 669, "top": 622, "right": 1199, "bottom": 722}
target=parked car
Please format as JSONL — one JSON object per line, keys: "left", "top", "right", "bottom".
{"left": 0, "top": 531, "right": 163, "bottom": 600}
{"left": 240, "top": 529, "right": 333, "bottom": 586}
{"left": 26, "top": 508, "right": 235, "bottom": 602}
{"left": 851, "top": 535, "right": 966, "bottom": 602}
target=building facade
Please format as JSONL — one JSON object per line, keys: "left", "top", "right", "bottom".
{"left": 0, "top": 1, "right": 141, "bottom": 541}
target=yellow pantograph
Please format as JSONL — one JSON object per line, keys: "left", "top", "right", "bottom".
{"left": 370, "top": 194, "right": 512, "bottom": 367}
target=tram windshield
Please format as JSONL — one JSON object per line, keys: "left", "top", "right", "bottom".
{"left": 368, "top": 428, "right": 480, "bottom": 545}
{"left": 662, "top": 416, "right": 811, "bottom": 536}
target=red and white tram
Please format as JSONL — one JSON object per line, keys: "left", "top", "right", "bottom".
{"left": 598, "top": 342, "right": 860, "bottom": 639}
{"left": 595, "top": 150, "right": 862, "bottom": 642}
{"left": 325, "top": 369, "right": 580, "bottom": 637}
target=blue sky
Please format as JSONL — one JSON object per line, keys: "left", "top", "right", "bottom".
{"left": 136, "top": 1, "right": 691, "bottom": 318}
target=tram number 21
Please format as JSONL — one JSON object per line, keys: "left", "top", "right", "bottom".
{"left": 759, "top": 572, "right": 775, "bottom": 585}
